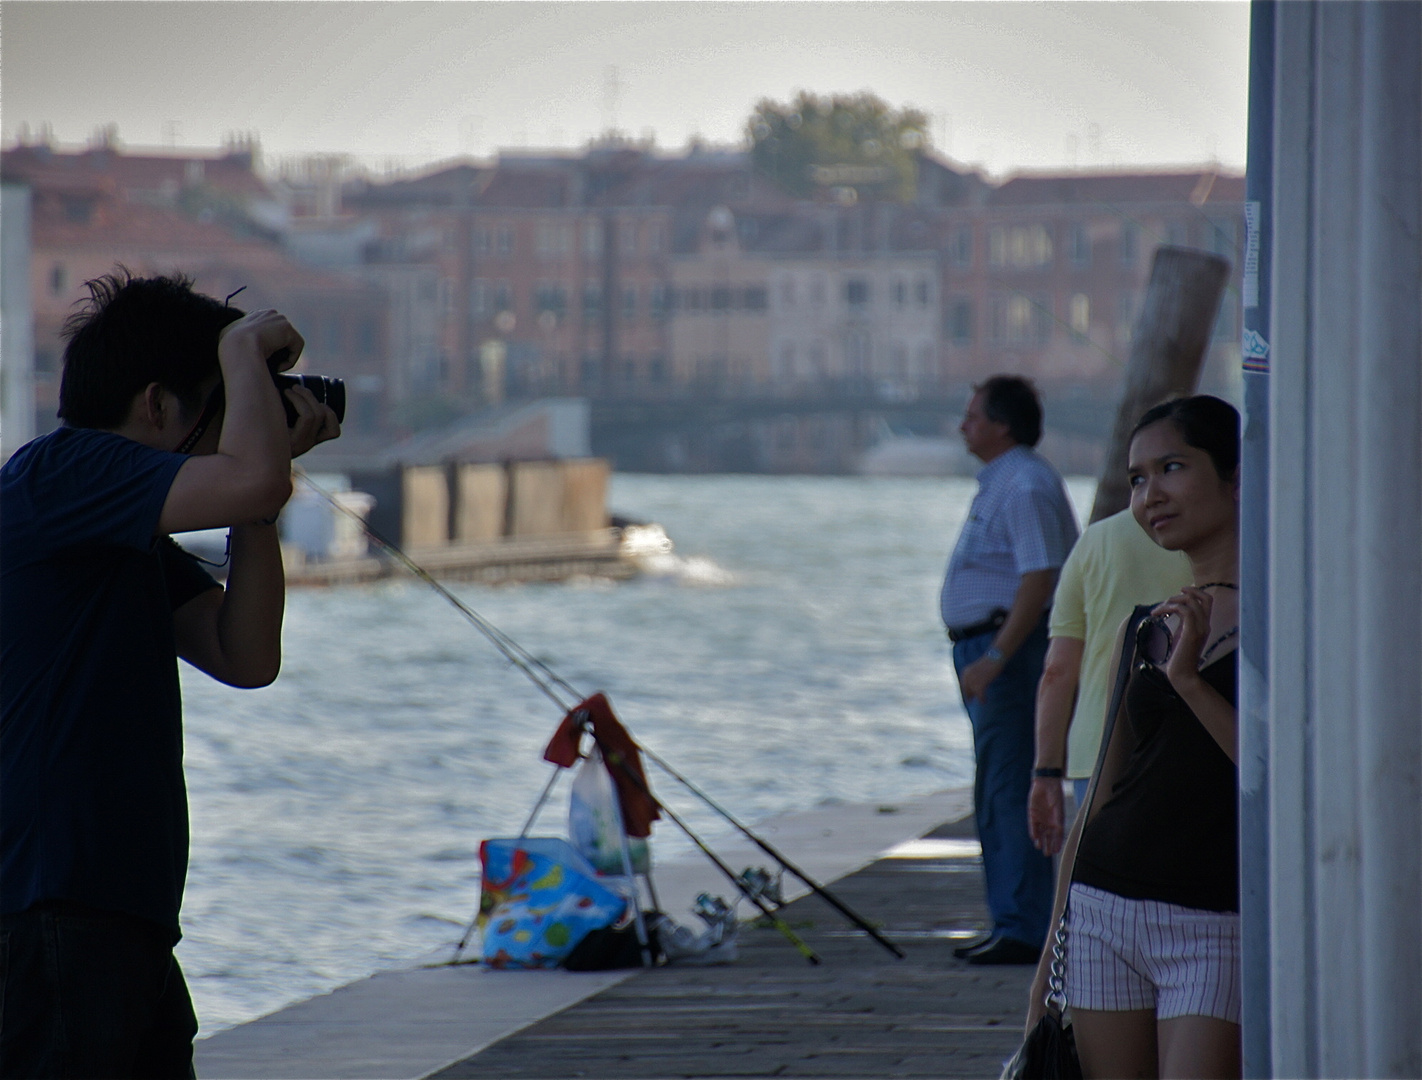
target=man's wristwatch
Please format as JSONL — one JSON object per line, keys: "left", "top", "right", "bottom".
{"left": 984, "top": 646, "right": 1005, "bottom": 664}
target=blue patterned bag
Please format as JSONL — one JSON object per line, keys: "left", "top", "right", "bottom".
{"left": 478, "top": 838, "right": 628, "bottom": 969}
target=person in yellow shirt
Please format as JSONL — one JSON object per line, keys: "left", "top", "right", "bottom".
{"left": 1027, "top": 507, "right": 1192, "bottom": 854}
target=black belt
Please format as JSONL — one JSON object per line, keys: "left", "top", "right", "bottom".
{"left": 946, "top": 608, "right": 1008, "bottom": 643}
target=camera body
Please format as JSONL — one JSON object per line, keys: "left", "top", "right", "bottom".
{"left": 268, "top": 348, "right": 346, "bottom": 426}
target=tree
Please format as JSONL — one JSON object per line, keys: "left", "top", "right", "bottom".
{"left": 746, "top": 92, "right": 930, "bottom": 202}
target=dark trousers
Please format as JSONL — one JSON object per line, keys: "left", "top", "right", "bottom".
{"left": 0, "top": 901, "right": 197, "bottom": 1079}
{"left": 953, "top": 617, "right": 1055, "bottom": 948}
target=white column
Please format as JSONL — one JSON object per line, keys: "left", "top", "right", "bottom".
{"left": 1266, "top": 4, "right": 1319, "bottom": 1072}
{"left": 1354, "top": 3, "right": 1422, "bottom": 1075}
{"left": 1266, "top": 2, "right": 1422, "bottom": 1076}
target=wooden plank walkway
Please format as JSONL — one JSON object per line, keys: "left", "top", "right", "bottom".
{"left": 432, "top": 817, "right": 1034, "bottom": 1079}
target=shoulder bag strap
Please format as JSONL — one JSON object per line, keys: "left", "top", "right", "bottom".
{"left": 1044, "top": 604, "right": 1153, "bottom": 1017}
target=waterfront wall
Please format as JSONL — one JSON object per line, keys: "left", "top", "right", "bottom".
{"left": 355, "top": 458, "right": 610, "bottom": 550}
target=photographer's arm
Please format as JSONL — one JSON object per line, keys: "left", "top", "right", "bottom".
{"left": 158, "top": 310, "right": 301, "bottom": 535}
{"left": 172, "top": 385, "right": 339, "bottom": 688}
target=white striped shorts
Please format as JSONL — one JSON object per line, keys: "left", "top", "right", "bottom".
{"left": 1064, "top": 883, "right": 1241, "bottom": 1023}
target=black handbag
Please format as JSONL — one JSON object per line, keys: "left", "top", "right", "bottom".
{"left": 1000, "top": 915, "right": 1083, "bottom": 1080}
{"left": 1000, "top": 606, "right": 1151, "bottom": 1080}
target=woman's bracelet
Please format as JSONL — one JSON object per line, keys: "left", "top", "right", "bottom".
{"left": 1033, "top": 767, "right": 1065, "bottom": 779}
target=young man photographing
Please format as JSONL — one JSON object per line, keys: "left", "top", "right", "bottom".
{"left": 0, "top": 272, "right": 340, "bottom": 1078}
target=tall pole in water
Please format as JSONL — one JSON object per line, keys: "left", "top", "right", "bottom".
{"left": 1238, "top": 2, "right": 1273, "bottom": 1074}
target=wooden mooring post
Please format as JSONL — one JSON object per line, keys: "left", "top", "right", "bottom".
{"left": 1089, "top": 245, "right": 1232, "bottom": 523}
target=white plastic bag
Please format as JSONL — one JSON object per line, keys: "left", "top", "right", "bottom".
{"left": 568, "top": 748, "right": 649, "bottom": 876}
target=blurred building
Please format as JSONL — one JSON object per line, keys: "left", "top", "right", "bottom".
{"left": 1, "top": 129, "right": 1244, "bottom": 472}
{"left": 0, "top": 132, "right": 391, "bottom": 443}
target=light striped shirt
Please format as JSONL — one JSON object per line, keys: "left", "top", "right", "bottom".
{"left": 940, "top": 445, "right": 1079, "bottom": 630}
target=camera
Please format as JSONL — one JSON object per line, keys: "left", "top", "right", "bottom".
{"left": 267, "top": 348, "right": 346, "bottom": 427}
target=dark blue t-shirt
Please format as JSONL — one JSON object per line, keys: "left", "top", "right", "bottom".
{"left": 1, "top": 427, "right": 217, "bottom": 942}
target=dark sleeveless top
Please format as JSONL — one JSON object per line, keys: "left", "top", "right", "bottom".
{"left": 1073, "top": 647, "right": 1239, "bottom": 913}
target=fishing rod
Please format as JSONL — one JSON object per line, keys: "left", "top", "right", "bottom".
{"left": 639, "top": 747, "right": 904, "bottom": 960}
{"left": 295, "top": 471, "right": 889, "bottom": 962}
{"left": 597, "top": 746, "right": 821, "bottom": 966}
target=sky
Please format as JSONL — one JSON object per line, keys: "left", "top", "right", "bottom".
{"left": 2, "top": 1, "right": 1251, "bottom": 179}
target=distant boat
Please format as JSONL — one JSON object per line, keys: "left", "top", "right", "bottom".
{"left": 855, "top": 424, "right": 972, "bottom": 477}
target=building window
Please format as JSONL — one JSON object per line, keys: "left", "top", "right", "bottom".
{"left": 1069, "top": 223, "right": 1091, "bottom": 266}
{"left": 989, "top": 224, "right": 1053, "bottom": 269}
{"left": 494, "top": 281, "right": 513, "bottom": 314}
{"left": 582, "top": 280, "right": 603, "bottom": 320}
{"left": 948, "top": 299, "right": 974, "bottom": 345}
{"left": 809, "top": 341, "right": 827, "bottom": 375}
{"left": 535, "top": 283, "right": 567, "bottom": 316}
{"left": 650, "top": 284, "right": 671, "bottom": 319}
{"left": 473, "top": 227, "right": 492, "bottom": 256}
{"left": 991, "top": 294, "right": 1051, "bottom": 344}
{"left": 619, "top": 221, "right": 638, "bottom": 255}
{"left": 743, "top": 286, "right": 768, "bottom": 312}
{"left": 623, "top": 286, "right": 637, "bottom": 320}
{"left": 649, "top": 355, "right": 667, "bottom": 383}
{"left": 810, "top": 276, "right": 826, "bottom": 306}
{"left": 915, "top": 278, "right": 931, "bottom": 307}
{"left": 34, "top": 348, "right": 56, "bottom": 372}
{"left": 892, "top": 280, "right": 908, "bottom": 309}
{"left": 497, "top": 227, "right": 515, "bottom": 256}
{"left": 646, "top": 223, "right": 665, "bottom": 254}
{"left": 1120, "top": 221, "right": 1139, "bottom": 265}
{"left": 951, "top": 226, "right": 973, "bottom": 268}
{"left": 49, "top": 264, "right": 66, "bottom": 295}
{"left": 710, "top": 286, "right": 731, "bottom": 311}
{"left": 583, "top": 221, "right": 603, "bottom": 258}
{"left": 681, "top": 288, "right": 703, "bottom": 313}
{"left": 844, "top": 278, "right": 870, "bottom": 308}
{"left": 1069, "top": 293, "right": 1090, "bottom": 343}
{"left": 61, "top": 196, "right": 93, "bottom": 224}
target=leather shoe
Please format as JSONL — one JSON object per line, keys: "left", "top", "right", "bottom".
{"left": 951, "top": 933, "right": 994, "bottom": 959}
{"left": 965, "top": 935, "right": 1041, "bottom": 965}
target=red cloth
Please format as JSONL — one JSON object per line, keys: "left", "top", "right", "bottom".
{"left": 542, "top": 693, "right": 661, "bottom": 838}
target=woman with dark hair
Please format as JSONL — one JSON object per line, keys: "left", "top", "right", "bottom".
{"left": 1026, "top": 395, "right": 1242, "bottom": 1079}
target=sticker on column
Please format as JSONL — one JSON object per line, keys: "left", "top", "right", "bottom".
{"left": 1242, "top": 328, "right": 1270, "bottom": 374}
{"left": 1243, "top": 201, "right": 1262, "bottom": 310}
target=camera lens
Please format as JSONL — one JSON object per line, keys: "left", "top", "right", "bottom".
{"left": 272, "top": 373, "right": 347, "bottom": 426}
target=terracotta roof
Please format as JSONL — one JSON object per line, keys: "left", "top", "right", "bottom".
{"left": 3, "top": 144, "right": 272, "bottom": 200}
{"left": 30, "top": 194, "right": 371, "bottom": 297}
{"left": 988, "top": 169, "right": 1245, "bottom": 207}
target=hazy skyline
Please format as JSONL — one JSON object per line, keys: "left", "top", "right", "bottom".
{"left": 3, "top": 1, "right": 1250, "bottom": 177}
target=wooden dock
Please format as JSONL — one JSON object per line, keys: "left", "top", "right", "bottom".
{"left": 431, "top": 816, "right": 1033, "bottom": 1080}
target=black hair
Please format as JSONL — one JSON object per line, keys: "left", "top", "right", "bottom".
{"left": 1130, "top": 395, "right": 1241, "bottom": 480}
{"left": 57, "top": 269, "right": 243, "bottom": 429}
{"left": 975, "top": 374, "right": 1043, "bottom": 447}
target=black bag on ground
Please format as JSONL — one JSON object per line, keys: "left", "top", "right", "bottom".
{"left": 562, "top": 913, "right": 663, "bottom": 971}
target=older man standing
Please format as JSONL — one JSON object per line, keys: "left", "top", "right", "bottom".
{"left": 942, "top": 375, "right": 1078, "bottom": 965}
